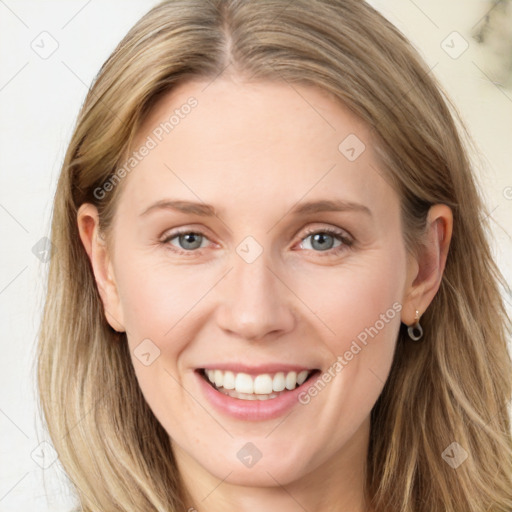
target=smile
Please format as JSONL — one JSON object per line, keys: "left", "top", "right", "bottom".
{"left": 199, "top": 368, "right": 319, "bottom": 401}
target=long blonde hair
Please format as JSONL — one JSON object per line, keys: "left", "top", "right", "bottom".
{"left": 37, "top": 1, "right": 512, "bottom": 510}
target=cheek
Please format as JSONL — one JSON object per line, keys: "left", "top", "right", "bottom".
{"left": 292, "top": 244, "right": 406, "bottom": 415}
{"left": 114, "top": 252, "right": 212, "bottom": 340}
{"left": 116, "top": 255, "right": 205, "bottom": 429}
{"left": 295, "top": 249, "right": 405, "bottom": 346}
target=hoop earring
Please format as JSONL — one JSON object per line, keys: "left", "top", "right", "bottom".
{"left": 407, "top": 309, "right": 423, "bottom": 341}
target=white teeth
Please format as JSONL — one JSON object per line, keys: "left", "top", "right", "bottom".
{"left": 223, "top": 371, "right": 235, "bottom": 390}
{"left": 214, "top": 370, "right": 223, "bottom": 388}
{"left": 285, "top": 371, "right": 297, "bottom": 390}
{"left": 272, "top": 372, "right": 286, "bottom": 392}
{"left": 204, "top": 369, "right": 312, "bottom": 394}
{"left": 297, "top": 370, "right": 309, "bottom": 385}
{"left": 253, "top": 374, "right": 273, "bottom": 394}
{"left": 235, "top": 373, "right": 254, "bottom": 394}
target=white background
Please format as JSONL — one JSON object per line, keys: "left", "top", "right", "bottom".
{"left": 0, "top": 1, "right": 511, "bottom": 510}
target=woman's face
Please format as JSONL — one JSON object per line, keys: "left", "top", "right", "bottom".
{"left": 86, "top": 78, "right": 419, "bottom": 489}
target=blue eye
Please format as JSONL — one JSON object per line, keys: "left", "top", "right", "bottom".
{"left": 302, "top": 232, "right": 341, "bottom": 251}
{"left": 163, "top": 231, "right": 209, "bottom": 252}
{"left": 299, "top": 227, "right": 352, "bottom": 254}
{"left": 160, "top": 226, "right": 353, "bottom": 256}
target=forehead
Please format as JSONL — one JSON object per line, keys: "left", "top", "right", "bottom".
{"left": 117, "top": 78, "right": 396, "bottom": 221}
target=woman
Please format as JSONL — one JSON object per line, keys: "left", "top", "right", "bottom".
{"left": 37, "top": 0, "right": 512, "bottom": 510}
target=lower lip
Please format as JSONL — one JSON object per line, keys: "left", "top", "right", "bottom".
{"left": 195, "top": 370, "right": 320, "bottom": 421}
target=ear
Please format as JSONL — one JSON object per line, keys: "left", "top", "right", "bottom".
{"left": 401, "top": 204, "right": 453, "bottom": 325}
{"left": 76, "top": 203, "right": 125, "bottom": 333}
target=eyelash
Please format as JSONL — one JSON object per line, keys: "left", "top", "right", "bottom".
{"left": 160, "top": 226, "right": 353, "bottom": 257}
{"left": 296, "top": 226, "right": 353, "bottom": 255}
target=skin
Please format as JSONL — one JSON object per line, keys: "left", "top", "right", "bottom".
{"left": 77, "top": 76, "right": 452, "bottom": 512}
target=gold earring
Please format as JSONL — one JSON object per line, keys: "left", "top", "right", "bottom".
{"left": 407, "top": 309, "right": 423, "bottom": 341}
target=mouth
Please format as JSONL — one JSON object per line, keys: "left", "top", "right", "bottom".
{"left": 197, "top": 368, "right": 320, "bottom": 401}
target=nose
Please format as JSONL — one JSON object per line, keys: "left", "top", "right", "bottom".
{"left": 215, "top": 251, "right": 296, "bottom": 342}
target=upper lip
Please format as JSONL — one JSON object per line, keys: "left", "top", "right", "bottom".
{"left": 197, "top": 363, "right": 319, "bottom": 376}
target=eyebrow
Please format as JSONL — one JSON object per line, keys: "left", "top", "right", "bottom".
{"left": 140, "top": 199, "right": 217, "bottom": 217}
{"left": 292, "top": 199, "right": 372, "bottom": 217}
{"left": 139, "top": 198, "right": 372, "bottom": 218}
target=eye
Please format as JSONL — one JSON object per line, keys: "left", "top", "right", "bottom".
{"left": 161, "top": 230, "right": 210, "bottom": 254}
{"left": 160, "top": 225, "right": 353, "bottom": 257}
{"left": 298, "top": 226, "right": 353, "bottom": 254}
